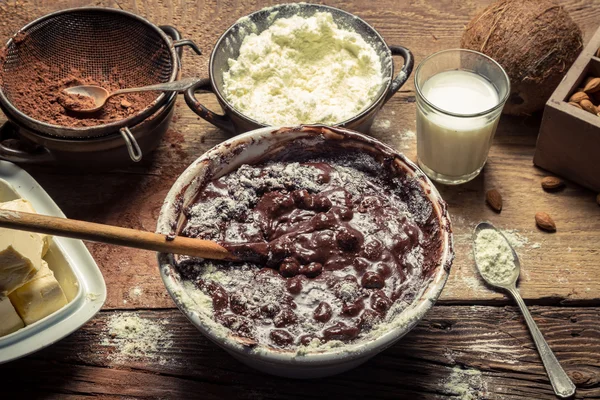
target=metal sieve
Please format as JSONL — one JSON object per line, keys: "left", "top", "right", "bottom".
{"left": 0, "top": 7, "right": 200, "bottom": 161}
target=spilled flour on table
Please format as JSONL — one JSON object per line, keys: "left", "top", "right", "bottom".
{"left": 440, "top": 366, "right": 487, "bottom": 399}
{"left": 101, "top": 312, "right": 173, "bottom": 365}
{"left": 372, "top": 118, "right": 391, "bottom": 130}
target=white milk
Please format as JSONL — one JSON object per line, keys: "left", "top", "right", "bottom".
{"left": 417, "top": 70, "right": 500, "bottom": 179}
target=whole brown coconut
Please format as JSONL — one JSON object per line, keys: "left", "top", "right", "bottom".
{"left": 461, "top": 0, "right": 583, "bottom": 116}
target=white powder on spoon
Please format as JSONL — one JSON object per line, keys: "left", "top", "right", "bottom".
{"left": 474, "top": 229, "right": 517, "bottom": 285}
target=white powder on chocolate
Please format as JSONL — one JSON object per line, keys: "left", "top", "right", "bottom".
{"left": 222, "top": 11, "right": 385, "bottom": 125}
{"left": 474, "top": 229, "right": 518, "bottom": 285}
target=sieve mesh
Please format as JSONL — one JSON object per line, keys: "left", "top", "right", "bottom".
{"left": 0, "top": 8, "right": 177, "bottom": 138}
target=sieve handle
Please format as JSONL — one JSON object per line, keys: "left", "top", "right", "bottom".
{"left": 184, "top": 79, "right": 235, "bottom": 134}
{"left": 384, "top": 45, "right": 414, "bottom": 104}
{"left": 111, "top": 78, "right": 201, "bottom": 97}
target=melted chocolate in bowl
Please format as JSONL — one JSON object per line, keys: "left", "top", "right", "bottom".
{"left": 173, "top": 127, "right": 449, "bottom": 351}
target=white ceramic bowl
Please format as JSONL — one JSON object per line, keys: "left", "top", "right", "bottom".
{"left": 157, "top": 126, "right": 453, "bottom": 378}
{"left": 0, "top": 160, "right": 106, "bottom": 363}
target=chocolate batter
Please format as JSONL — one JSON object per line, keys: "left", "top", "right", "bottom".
{"left": 177, "top": 149, "right": 442, "bottom": 349}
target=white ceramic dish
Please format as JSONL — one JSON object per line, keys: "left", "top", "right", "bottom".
{"left": 157, "top": 125, "right": 453, "bottom": 378}
{"left": 0, "top": 160, "right": 106, "bottom": 363}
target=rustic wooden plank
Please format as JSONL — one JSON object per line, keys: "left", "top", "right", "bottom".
{"left": 0, "top": 1, "right": 598, "bottom": 308}
{"left": 2, "top": 306, "right": 599, "bottom": 399}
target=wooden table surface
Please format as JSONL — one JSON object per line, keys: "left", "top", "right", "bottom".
{"left": 1, "top": 0, "right": 600, "bottom": 398}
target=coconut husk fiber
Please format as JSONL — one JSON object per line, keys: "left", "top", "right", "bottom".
{"left": 461, "top": 0, "right": 583, "bottom": 116}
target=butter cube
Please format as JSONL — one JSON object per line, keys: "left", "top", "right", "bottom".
{"left": 0, "top": 296, "right": 24, "bottom": 337}
{"left": 0, "top": 230, "right": 44, "bottom": 295}
{"left": 9, "top": 261, "right": 67, "bottom": 325}
{"left": 0, "top": 199, "right": 50, "bottom": 256}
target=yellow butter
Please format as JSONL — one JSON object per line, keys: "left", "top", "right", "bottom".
{"left": 0, "top": 296, "right": 24, "bottom": 337}
{"left": 0, "top": 229, "right": 44, "bottom": 295}
{"left": 0, "top": 199, "right": 50, "bottom": 256}
{"left": 9, "top": 261, "right": 67, "bottom": 325}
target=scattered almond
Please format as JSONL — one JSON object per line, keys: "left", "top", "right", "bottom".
{"left": 583, "top": 77, "right": 600, "bottom": 94}
{"left": 569, "top": 91, "right": 589, "bottom": 103}
{"left": 596, "top": 48, "right": 600, "bottom": 58}
{"left": 120, "top": 99, "right": 132, "bottom": 108}
{"left": 485, "top": 189, "right": 502, "bottom": 212}
{"left": 580, "top": 99, "right": 597, "bottom": 114}
{"left": 568, "top": 101, "right": 582, "bottom": 109}
{"left": 541, "top": 176, "right": 564, "bottom": 190}
{"left": 535, "top": 212, "right": 556, "bottom": 232}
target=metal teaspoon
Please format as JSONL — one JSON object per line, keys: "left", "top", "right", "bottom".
{"left": 473, "top": 222, "right": 576, "bottom": 399}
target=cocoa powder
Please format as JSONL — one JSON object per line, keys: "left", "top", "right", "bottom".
{"left": 3, "top": 59, "right": 158, "bottom": 128}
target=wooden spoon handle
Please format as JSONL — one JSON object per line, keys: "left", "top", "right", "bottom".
{"left": 0, "top": 210, "right": 234, "bottom": 260}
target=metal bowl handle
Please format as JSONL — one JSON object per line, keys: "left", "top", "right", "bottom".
{"left": 120, "top": 127, "right": 142, "bottom": 162}
{"left": 0, "top": 121, "right": 54, "bottom": 164}
{"left": 384, "top": 45, "right": 414, "bottom": 104}
{"left": 184, "top": 79, "right": 235, "bottom": 134}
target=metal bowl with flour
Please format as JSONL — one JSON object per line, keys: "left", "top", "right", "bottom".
{"left": 185, "top": 3, "right": 413, "bottom": 134}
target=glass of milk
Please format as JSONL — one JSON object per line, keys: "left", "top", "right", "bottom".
{"left": 415, "top": 49, "right": 510, "bottom": 185}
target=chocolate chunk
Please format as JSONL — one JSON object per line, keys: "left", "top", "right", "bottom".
{"left": 270, "top": 329, "right": 294, "bottom": 347}
{"left": 312, "top": 195, "right": 332, "bottom": 211}
{"left": 299, "top": 334, "right": 320, "bottom": 346}
{"left": 260, "top": 303, "right": 280, "bottom": 318}
{"left": 332, "top": 206, "right": 354, "bottom": 221}
{"left": 342, "top": 298, "right": 364, "bottom": 317}
{"left": 273, "top": 309, "right": 297, "bottom": 328}
{"left": 286, "top": 276, "right": 303, "bottom": 294}
{"left": 322, "top": 322, "right": 360, "bottom": 341}
{"left": 363, "top": 240, "right": 383, "bottom": 261}
{"left": 358, "top": 309, "right": 383, "bottom": 330}
{"left": 336, "top": 228, "right": 362, "bottom": 252}
{"left": 370, "top": 290, "right": 392, "bottom": 313}
{"left": 352, "top": 257, "right": 370, "bottom": 272}
{"left": 279, "top": 257, "right": 300, "bottom": 277}
{"left": 313, "top": 301, "right": 333, "bottom": 322}
{"left": 361, "top": 271, "right": 385, "bottom": 289}
{"left": 229, "top": 293, "right": 247, "bottom": 315}
{"left": 291, "top": 189, "right": 314, "bottom": 209}
{"left": 220, "top": 314, "right": 254, "bottom": 337}
{"left": 300, "top": 262, "right": 323, "bottom": 278}
{"left": 312, "top": 212, "right": 336, "bottom": 230}
{"left": 204, "top": 282, "right": 228, "bottom": 311}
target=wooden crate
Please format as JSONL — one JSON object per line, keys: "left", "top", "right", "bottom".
{"left": 534, "top": 27, "right": 600, "bottom": 192}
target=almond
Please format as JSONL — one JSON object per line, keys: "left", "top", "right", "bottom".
{"left": 596, "top": 193, "right": 600, "bottom": 206}
{"left": 583, "top": 77, "right": 600, "bottom": 94}
{"left": 541, "top": 176, "right": 564, "bottom": 190}
{"left": 580, "top": 99, "right": 598, "bottom": 114}
{"left": 568, "top": 101, "right": 582, "bottom": 109}
{"left": 485, "top": 189, "right": 502, "bottom": 212}
{"left": 569, "top": 91, "right": 589, "bottom": 103}
{"left": 596, "top": 48, "right": 600, "bottom": 58}
{"left": 535, "top": 212, "right": 556, "bottom": 232}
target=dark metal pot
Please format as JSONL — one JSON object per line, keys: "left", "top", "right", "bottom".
{"left": 0, "top": 98, "right": 175, "bottom": 170}
{"left": 184, "top": 3, "right": 414, "bottom": 135}
{"left": 0, "top": 21, "right": 200, "bottom": 170}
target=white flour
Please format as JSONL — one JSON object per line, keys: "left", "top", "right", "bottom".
{"left": 223, "top": 11, "right": 385, "bottom": 125}
{"left": 474, "top": 229, "right": 517, "bottom": 285}
{"left": 101, "top": 312, "right": 173, "bottom": 364}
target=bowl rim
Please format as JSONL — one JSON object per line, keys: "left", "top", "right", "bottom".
{"left": 157, "top": 125, "right": 453, "bottom": 366}
{"left": 207, "top": 2, "right": 395, "bottom": 128}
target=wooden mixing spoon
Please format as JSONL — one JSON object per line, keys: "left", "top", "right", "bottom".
{"left": 0, "top": 210, "right": 238, "bottom": 261}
